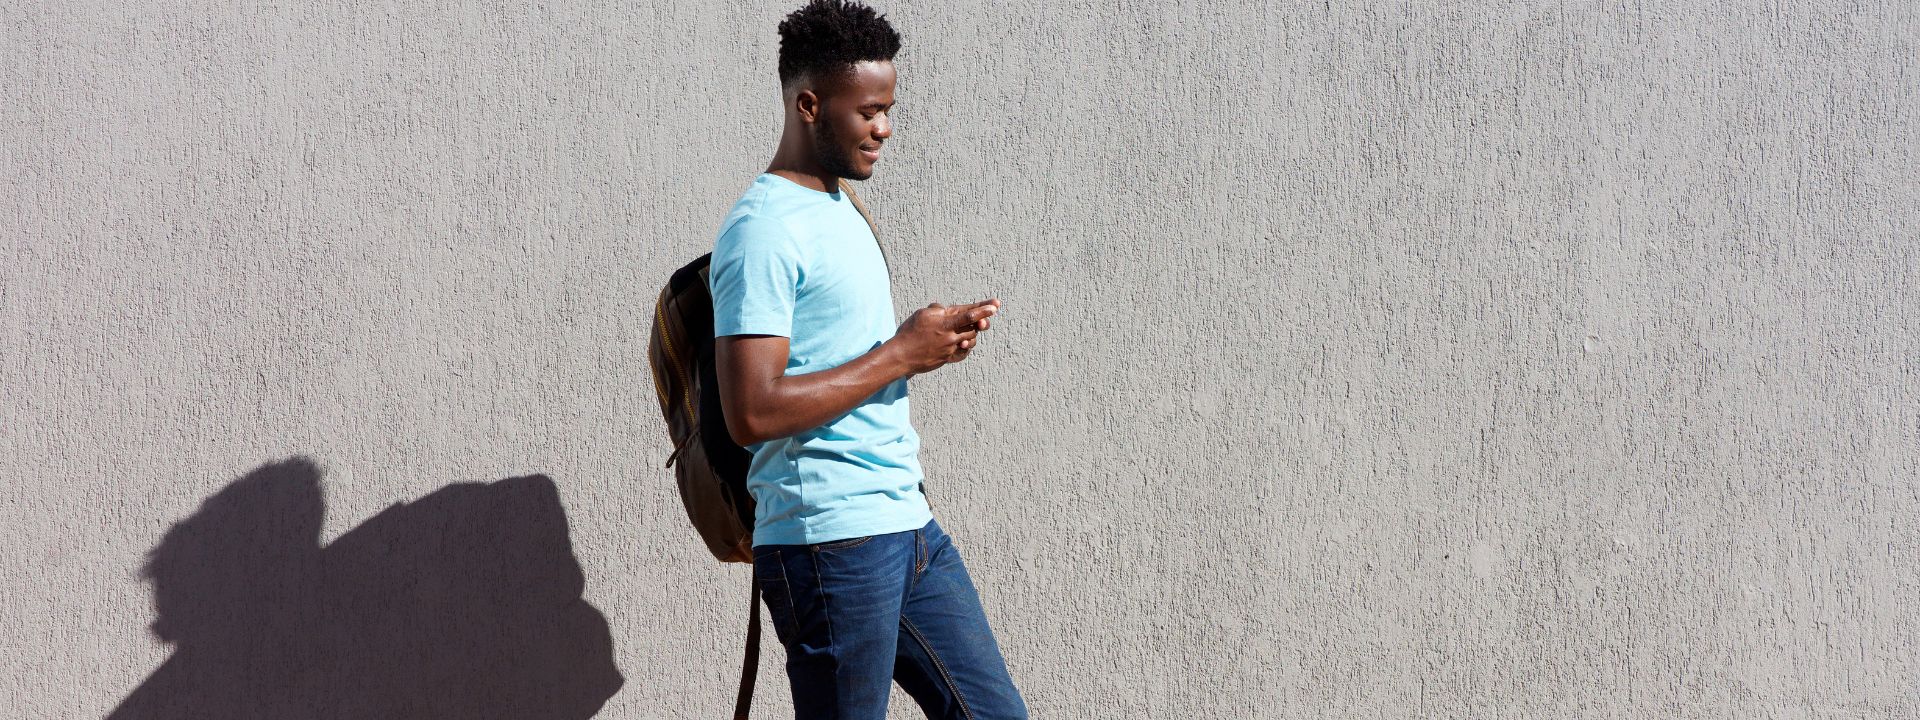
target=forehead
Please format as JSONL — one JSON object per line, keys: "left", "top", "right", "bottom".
{"left": 821, "top": 60, "right": 896, "bottom": 103}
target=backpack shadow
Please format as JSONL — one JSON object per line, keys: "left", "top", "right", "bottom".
{"left": 108, "top": 457, "right": 625, "bottom": 719}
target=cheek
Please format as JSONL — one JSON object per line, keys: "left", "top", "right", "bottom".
{"left": 841, "top": 119, "right": 873, "bottom": 142}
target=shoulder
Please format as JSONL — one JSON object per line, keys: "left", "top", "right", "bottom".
{"left": 716, "top": 212, "right": 803, "bottom": 254}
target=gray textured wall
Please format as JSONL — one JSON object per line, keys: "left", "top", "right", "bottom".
{"left": 4, "top": 0, "right": 1916, "bottom": 717}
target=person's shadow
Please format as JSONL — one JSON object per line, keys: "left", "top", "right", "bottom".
{"left": 109, "top": 457, "right": 625, "bottom": 719}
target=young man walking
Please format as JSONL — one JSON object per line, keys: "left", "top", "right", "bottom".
{"left": 707, "top": 1, "right": 1028, "bottom": 718}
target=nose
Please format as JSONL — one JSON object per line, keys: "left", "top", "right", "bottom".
{"left": 873, "top": 113, "right": 892, "bottom": 141}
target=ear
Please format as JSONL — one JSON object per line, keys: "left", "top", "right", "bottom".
{"left": 794, "top": 88, "right": 821, "bottom": 124}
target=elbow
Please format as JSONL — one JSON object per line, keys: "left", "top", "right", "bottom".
{"left": 717, "top": 381, "right": 761, "bottom": 446}
{"left": 722, "top": 407, "right": 770, "bottom": 447}
{"left": 724, "top": 417, "right": 761, "bottom": 447}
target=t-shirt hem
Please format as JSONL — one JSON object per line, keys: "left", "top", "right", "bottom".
{"left": 750, "top": 507, "right": 933, "bottom": 548}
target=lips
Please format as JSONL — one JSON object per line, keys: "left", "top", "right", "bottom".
{"left": 859, "top": 145, "right": 881, "bottom": 162}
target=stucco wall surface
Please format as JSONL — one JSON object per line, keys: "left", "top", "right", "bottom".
{"left": 4, "top": 1, "right": 1917, "bottom": 717}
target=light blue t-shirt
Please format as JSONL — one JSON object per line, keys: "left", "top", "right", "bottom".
{"left": 709, "top": 172, "right": 932, "bottom": 547}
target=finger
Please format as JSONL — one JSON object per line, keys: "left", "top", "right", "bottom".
{"left": 957, "top": 318, "right": 992, "bottom": 333}
{"left": 953, "top": 328, "right": 979, "bottom": 343}
{"left": 954, "top": 305, "right": 998, "bottom": 329}
{"left": 947, "top": 298, "right": 999, "bottom": 317}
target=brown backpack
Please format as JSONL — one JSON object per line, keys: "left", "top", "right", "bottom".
{"left": 646, "top": 177, "right": 885, "bottom": 719}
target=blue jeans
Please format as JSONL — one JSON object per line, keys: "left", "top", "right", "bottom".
{"left": 752, "top": 518, "right": 1027, "bottom": 720}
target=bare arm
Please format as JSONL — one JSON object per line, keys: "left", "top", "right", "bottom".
{"left": 716, "top": 299, "right": 999, "bottom": 446}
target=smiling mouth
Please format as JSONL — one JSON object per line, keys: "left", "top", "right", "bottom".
{"left": 859, "top": 145, "right": 882, "bottom": 160}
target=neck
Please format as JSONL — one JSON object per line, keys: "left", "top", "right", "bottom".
{"left": 764, "top": 128, "right": 837, "bottom": 193}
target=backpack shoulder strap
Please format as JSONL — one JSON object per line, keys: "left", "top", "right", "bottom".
{"left": 836, "top": 178, "right": 933, "bottom": 509}
{"left": 837, "top": 178, "right": 889, "bottom": 273}
{"left": 733, "top": 580, "right": 761, "bottom": 719}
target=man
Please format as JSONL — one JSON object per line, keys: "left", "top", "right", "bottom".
{"left": 706, "top": 1, "right": 1028, "bottom": 718}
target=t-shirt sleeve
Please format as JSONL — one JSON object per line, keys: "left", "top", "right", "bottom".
{"left": 710, "top": 213, "right": 804, "bottom": 338}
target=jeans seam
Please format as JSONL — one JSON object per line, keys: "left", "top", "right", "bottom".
{"left": 808, "top": 550, "right": 836, "bottom": 668}
{"left": 915, "top": 531, "right": 929, "bottom": 575}
{"left": 902, "top": 616, "right": 973, "bottom": 720}
{"left": 903, "top": 531, "right": 927, "bottom": 596}
{"left": 772, "top": 550, "right": 794, "bottom": 638}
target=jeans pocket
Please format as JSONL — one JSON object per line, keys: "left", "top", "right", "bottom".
{"left": 811, "top": 534, "right": 875, "bottom": 552}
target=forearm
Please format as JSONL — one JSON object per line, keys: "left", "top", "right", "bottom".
{"left": 736, "top": 341, "right": 911, "bottom": 444}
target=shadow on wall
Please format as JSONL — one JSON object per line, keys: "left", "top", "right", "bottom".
{"left": 109, "top": 457, "right": 625, "bottom": 719}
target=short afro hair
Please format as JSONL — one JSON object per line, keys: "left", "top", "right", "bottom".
{"left": 777, "top": 0, "right": 901, "bottom": 89}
